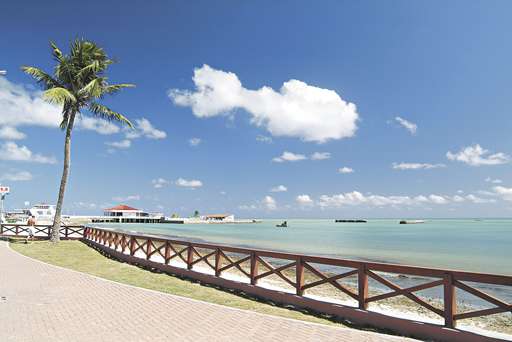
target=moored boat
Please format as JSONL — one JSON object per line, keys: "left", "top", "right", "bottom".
{"left": 335, "top": 219, "right": 367, "bottom": 223}
{"left": 399, "top": 220, "right": 425, "bottom": 224}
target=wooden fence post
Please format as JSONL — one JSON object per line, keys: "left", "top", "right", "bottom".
{"left": 444, "top": 273, "right": 457, "bottom": 328}
{"left": 64, "top": 226, "right": 69, "bottom": 239}
{"left": 358, "top": 264, "right": 368, "bottom": 310}
{"left": 250, "top": 252, "right": 258, "bottom": 285}
{"left": 187, "top": 244, "right": 194, "bottom": 270}
{"left": 296, "top": 257, "right": 305, "bottom": 296}
{"left": 129, "top": 237, "right": 136, "bottom": 256}
{"left": 146, "top": 239, "right": 152, "bottom": 260}
{"left": 164, "top": 242, "right": 171, "bottom": 265}
{"left": 15, "top": 225, "right": 19, "bottom": 235}
{"left": 215, "top": 248, "right": 222, "bottom": 277}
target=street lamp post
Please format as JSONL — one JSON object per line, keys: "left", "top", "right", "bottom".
{"left": 0, "top": 193, "right": 8, "bottom": 233}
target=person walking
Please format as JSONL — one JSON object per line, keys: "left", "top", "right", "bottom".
{"left": 25, "top": 216, "right": 36, "bottom": 244}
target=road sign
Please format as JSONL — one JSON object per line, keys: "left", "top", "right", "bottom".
{"left": 0, "top": 186, "right": 10, "bottom": 194}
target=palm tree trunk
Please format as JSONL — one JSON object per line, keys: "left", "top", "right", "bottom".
{"left": 51, "top": 112, "right": 76, "bottom": 243}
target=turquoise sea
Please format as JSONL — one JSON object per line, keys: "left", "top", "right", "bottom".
{"left": 96, "top": 218, "right": 512, "bottom": 275}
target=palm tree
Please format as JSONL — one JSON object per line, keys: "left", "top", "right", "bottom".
{"left": 22, "top": 39, "right": 134, "bottom": 242}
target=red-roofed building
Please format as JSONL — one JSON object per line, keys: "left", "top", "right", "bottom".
{"left": 103, "top": 204, "right": 144, "bottom": 217}
{"left": 104, "top": 205, "right": 139, "bottom": 212}
{"left": 92, "top": 204, "right": 164, "bottom": 223}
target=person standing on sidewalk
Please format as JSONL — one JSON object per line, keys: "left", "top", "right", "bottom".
{"left": 25, "top": 216, "right": 36, "bottom": 243}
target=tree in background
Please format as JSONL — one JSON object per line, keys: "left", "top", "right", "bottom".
{"left": 22, "top": 40, "right": 134, "bottom": 242}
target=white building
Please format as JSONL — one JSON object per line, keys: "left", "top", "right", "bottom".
{"left": 202, "top": 214, "right": 235, "bottom": 223}
{"left": 92, "top": 205, "right": 164, "bottom": 223}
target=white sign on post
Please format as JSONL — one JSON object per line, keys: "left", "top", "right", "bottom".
{"left": 0, "top": 186, "right": 10, "bottom": 195}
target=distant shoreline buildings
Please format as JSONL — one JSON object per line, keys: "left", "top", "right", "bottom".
{"left": 2, "top": 203, "right": 257, "bottom": 225}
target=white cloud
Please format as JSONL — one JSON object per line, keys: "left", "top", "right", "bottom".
{"left": 449, "top": 193, "right": 495, "bottom": 204}
{"left": 112, "top": 195, "right": 140, "bottom": 201}
{"left": 451, "top": 195, "right": 465, "bottom": 202}
{"left": 0, "top": 78, "right": 61, "bottom": 129}
{"left": 272, "top": 151, "right": 307, "bottom": 163}
{"left": 238, "top": 204, "right": 258, "bottom": 210}
{"left": 270, "top": 185, "right": 287, "bottom": 192}
{"left": 77, "top": 116, "right": 120, "bottom": 135}
{"left": 475, "top": 190, "right": 495, "bottom": 196}
{"left": 189, "top": 137, "right": 201, "bottom": 146}
{"left": 262, "top": 195, "right": 277, "bottom": 210}
{"left": 0, "top": 142, "right": 56, "bottom": 164}
{"left": 493, "top": 186, "right": 512, "bottom": 201}
{"left": 392, "top": 162, "right": 446, "bottom": 170}
{"left": 296, "top": 194, "right": 314, "bottom": 205}
{"left": 446, "top": 144, "right": 510, "bottom": 166}
{"left": 175, "top": 178, "right": 203, "bottom": 188}
{"left": 0, "top": 170, "right": 32, "bottom": 181}
{"left": 338, "top": 167, "right": 354, "bottom": 174}
{"left": 465, "top": 194, "right": 496, "bottom": 204}
{"left": 485, "top": 177, "right": 502, "bottom": 184}
{"left": 256, "top": 135, "right": 273, "bottom": 144}
{"left": 152, "top": 178, "right": 170, "bottom": 189}
{"left": 0, "top": 126, "right": 26, "bottom": 140}
{"left": 125, "top": 118, "right": 167, "bottom": 140}
{"left": 310, "top": 152, "right": 331, "bottom": 160}
{"left": 395, "top": 116, "right": 417, "bottom": 135}
{"left": 316, "top": 191, "right": 498, "bottom": 208}
{"left": 105, "top": 139, "right": 131, "bottom": 149}
{"left": 428, "top": 194, "right": 448, "bottom": 204}
{"left": 317, "top": 191, "right": 453, "bottom": 208}
{"left": 0, "top": 78, "right": 118, "bottom": 136}
{"left": 169, "top": 65, "right": 359, "bottom": 143}
{"left": 0, "top": 77, "right": 155, "bottom": 142}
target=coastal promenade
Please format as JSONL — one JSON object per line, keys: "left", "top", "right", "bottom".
{"left": 0, "top": 242, "right": 411, "bottom": 342}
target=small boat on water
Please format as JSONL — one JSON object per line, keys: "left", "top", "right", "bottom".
{"left": 276, "top": 221, "right": 288, "bottom": 228}
{"left": 399, "top": 220, "right": 425, "bottom": 224}
{"left": 335, "top": 219, "right": 367, "bottom": 223}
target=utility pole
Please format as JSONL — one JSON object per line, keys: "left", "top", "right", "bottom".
{"left": 0, "top": 186, "right": 10, "bottom": 228}
{"left": 0, "top": 72, "right": 7, "bottom": 229}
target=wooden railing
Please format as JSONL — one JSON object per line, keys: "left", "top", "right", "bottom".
{"left": 83, "top": 226, "right": 512, "bottom": 341}
{"left": 0, "top": 224, "right": 85, "bottom": 239}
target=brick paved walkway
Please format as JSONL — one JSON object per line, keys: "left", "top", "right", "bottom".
{"left": 0, "top": 242, "right": 415, "bottom": 342}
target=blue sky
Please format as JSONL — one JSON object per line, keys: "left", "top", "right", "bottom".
{"left": 1, "top": 1, "right": 511, "bottom": 218}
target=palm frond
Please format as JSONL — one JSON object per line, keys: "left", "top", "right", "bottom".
{"left": 50, "top": 41, "right": 64, "bottom": 62}
{"left": 42, "top": 87, "right": 77, "bottom": 105}
{"left": 77, "top": 60, "right": 101, "bottom": 78}
{"left": 88, "top": 102, "right": 133, "bottom": 128}
{"left": 21, "top": 66, "right": 61, "bottom": 89}
{"left": 103, "top": 83, "right": 135, "bottom": 95}
{"left": 79, "top": 78, "right": 105, "bottom": 99}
